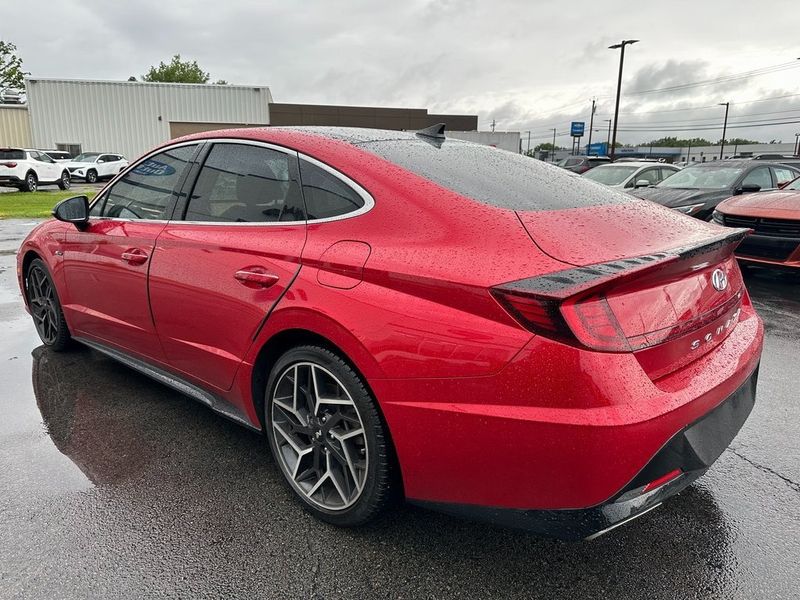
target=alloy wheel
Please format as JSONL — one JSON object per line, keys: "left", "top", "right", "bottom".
{"left": 27, "top": 265, "right": 59, "bottom": 344}
{"left": 27, "top": 174, "right": 37, "bottom": 192}
{"left": 271, "top": 362, "right": 368, "bottom": 511}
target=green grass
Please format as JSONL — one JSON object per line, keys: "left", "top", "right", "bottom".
{"left": 0, "top": 190, "right": 96, "bottom": 219}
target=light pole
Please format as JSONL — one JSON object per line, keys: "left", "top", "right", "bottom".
{"left": 551, "top": 128, "right": 557, "bottom": 163}
{"left": 608, "top": 39, "right": 638, "bottom": 161}
{"left": 605, "top": 119, "right": 612, "bottom": 153}
{"left": 587, "top": 98, "right": 596, "bottom": 154}
{"left": 719, "top": 102, "right": 730, "bottom": 159}
{"left": 526, "top": 130, "right": 531, "bottom": 154}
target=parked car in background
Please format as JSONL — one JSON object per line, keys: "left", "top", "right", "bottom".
{"left": 582, "top": 161, "right": 680, "bottom": 191}
{"left": 18, "top": 126, "right": 763, "bottom": 539}
{"left": 713, "top": 176, "right": 800, "bottom": 269}
{"left": 633, "top": 160, "right": 800, "bottom": 220}
{"left": 0, "top": 148, "right": 71, "bottom": 192}
{"left": 41, "top": 150, "right": 73, "bottom": 162}
{"left": 556, "top": 155, "right": 611, "bottom": 173}
{"left": 66, "top": 153, "right": 128, "bottom": 183}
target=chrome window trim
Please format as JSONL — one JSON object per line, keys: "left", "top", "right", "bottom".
{"left": 88, "top": 137, "right": 376, "bottom": 227}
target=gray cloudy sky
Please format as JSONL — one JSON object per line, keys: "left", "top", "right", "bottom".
{"left": 7, "top": 0, "right": 800, "bottom": 146}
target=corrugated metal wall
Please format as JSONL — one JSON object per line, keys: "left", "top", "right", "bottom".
{"left": 26, "top": 79, "right": 272, "bottom": 160}
{"left": 0, "top": 105, "right": 32, "bottom": 147}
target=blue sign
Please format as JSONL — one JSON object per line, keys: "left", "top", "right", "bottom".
{"left": 570, "top": 121, "right": 585, "bottom": 137}
{"left": 587, "top": 142, "right": 607, "bottom": 156}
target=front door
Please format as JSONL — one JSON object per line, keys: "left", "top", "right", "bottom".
{"left": 148, "top": 141, "right": 307, "bottom": 391}
{"left": 61, "top": 144, "right": 198, "bottom": 362}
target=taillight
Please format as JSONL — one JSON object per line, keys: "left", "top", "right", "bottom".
{"left": 491, "top": 229, "right": 749, "bottom": 354}
{"left": 0, "top": 162, "right": 18, "bottom": 168}
{"left": 492, "top": 286, "right": 631, "bottom": 352}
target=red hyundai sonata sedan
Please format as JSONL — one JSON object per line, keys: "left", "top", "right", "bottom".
{"left": 17, "top": 126, "right": 763, "bottom": 539}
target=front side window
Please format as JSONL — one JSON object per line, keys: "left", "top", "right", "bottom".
{"left": 299, "top": 159, "right": 365, "bottom": 220}
{"left": 98, "top": 144, "right": 196, "bottom": 220}
{"left": 185, "top": 143, "right": 305, "bottom": 223}
{"left": 741, "top": 167, "right": 773, "bottom": 190}
{"left": 636, "top": 168, "right": 661, "bottom": 185}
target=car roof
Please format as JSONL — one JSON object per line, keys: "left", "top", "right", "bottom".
{"left": 595, "top": 161, "right": 672, "bottom": 168}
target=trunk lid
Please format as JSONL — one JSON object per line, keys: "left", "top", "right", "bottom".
{"left": 505, "top": 203, "right": 750, "bottom": 378}
{"left": 515, "top": 201, "right": 721, "bottom": 267}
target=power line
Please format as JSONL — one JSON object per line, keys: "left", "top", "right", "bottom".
{"left": 624, "top": 61, "right": 800, "bottom": 96}
{"left": 615, "top": 119, "right": 800, "bottom": 133}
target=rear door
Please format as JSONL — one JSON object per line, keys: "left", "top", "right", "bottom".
{"left": 61, "top": 143, "right": 199, "bottom": 361}
{"left": 148, "top": 140, "right": 307, "bottom": 391}
{"left": 30, "top": 151, "right": 61, "bottom": 183}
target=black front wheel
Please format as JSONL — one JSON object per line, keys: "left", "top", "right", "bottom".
{"left": 86, "top": 169, "right": 97, "bottom": 183}
{"left": 57, "top": 170, "right": 71, "bottom": 190}
{"left": 265, "top": 345, "right": 398, "bottom": 527}
{"left": 26, "top": 259, "right": 72, "bottom": 351}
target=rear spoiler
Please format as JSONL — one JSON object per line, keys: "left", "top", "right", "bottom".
{"left": 499, "top": 229, "right": 750, "bottom": 301}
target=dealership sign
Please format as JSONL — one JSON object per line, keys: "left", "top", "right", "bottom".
{"left": 570, "top": 121, "right": 585, "bottom": 137}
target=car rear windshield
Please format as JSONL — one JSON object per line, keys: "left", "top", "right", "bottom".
{"left": 657, "top": 165, "right": 744, "bottom": 189}
{"left": 360, "top": 139, "right": 625, "bottom": 211}
{"left": 0, "top": 150, "right": 24, "bottom": 160}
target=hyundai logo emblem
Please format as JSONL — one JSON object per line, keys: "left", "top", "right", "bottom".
{"left": 711, "top": 268, "right": 728, "bottom": 292}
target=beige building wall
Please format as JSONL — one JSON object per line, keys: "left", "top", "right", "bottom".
{"left": 0, "top": 105, "right": 32, "bottom": 147}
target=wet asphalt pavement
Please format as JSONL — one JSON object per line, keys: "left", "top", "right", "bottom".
{"left": 1, "top": 219, "right": 798, "bottom": 599}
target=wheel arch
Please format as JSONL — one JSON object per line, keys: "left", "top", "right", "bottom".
{"left": 248, "top": 326, "right": 404, "bottom": 495}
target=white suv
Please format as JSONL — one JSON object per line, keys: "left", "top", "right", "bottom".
{"left": 0, "top": 148, "right": 71, "bottom": 192}
{"left": 65, "top": 152, "right": 128, "bottom": 183}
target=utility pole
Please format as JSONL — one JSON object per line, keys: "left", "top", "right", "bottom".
{"left": 608, "top": 39, "right": 638, "bottom": 161}
{"left": 587, "top": 98, "right": 596, "bottom": 154}
{"left": 491, "top": 119, "right": 496, "bottom": 133}
{"left": 605, "top": 119, "right": 612, "bottom": 153}
{"left": 687, "top": 140, "right": 692, "bottom": 164}
{"left": 526, "top": 130, "right": 531, "bottom": 154}
{"left": 551, "top": 128, "right": 557, "bottom": 163}
{"left": 719, "top": 102, "right": 730, "bottom": 159}
{"left": 795, "top": 132, "right": 800, "bottom": 156}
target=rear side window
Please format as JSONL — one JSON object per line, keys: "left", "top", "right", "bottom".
{"left": 299, "top": 158, "right": 365, "bottom": 220}
{"left": 0, "top": 150, "right": 25, "bottom": 160}
{"left": 185, "top": 143, "right": 305, "bottom": 223}
{"left": 98, "top": 144, "right": 196, "bottom": 220}
{"left": 362, "top": 139, "right": 625, "bottom": 211}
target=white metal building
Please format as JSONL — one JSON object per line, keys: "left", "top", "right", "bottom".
{"left": 447, "top": 130, "right": 521, "bottom": 153}
{"left": 25, "top": 78, "right": 273, "bottom": 160}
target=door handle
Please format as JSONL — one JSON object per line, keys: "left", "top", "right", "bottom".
{"left": 121, "top": 249, "right": 149, "bottom": 265}
{"left": 235, "top": 268, "right": 280, "bottom": 288}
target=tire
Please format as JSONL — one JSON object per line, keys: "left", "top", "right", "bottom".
{"left": 25, "top": 259, "right": 72, "bottom": 351}
{"left": 86, "top": 169, "right": 98, "bottom": 183}
{"left": 22, "top": 171, "right": 37, "bottom": 192}
{"left": 57, "top": 170, "right": 71, "bottom": 190}
{"left": 264, "top": 345, "right": 397, "bottom": 527}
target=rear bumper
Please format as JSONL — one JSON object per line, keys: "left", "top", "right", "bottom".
{"left": 0, "top": 175, "right": 23, "bottom": 186}
{"left": 412, "top": 365, "right": 758, "bottom": 540}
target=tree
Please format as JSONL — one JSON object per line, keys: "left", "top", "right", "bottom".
{"left": 0, "top": 40, "right": 26, "bottom": 89}
{"left": 534, "top": 142, "right": 560, "bottom": 152}
{"left": 642, "top": 136, "right": 713, "bottom": 148}
{"left": 142, "top": 55, "right": 210, "bottom": 83}
{"left": 720, "top": 137, "right": 759, "bottom": 145}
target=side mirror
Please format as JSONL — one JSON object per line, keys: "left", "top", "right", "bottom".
{"left": 737, "top": 183, "right": 761, "bottom": 194}
{"left": 53, "top": 195, "right": 89, "bottom": 229}
{"left": 634, "top": 179, "right": 651, "bottom": 188}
